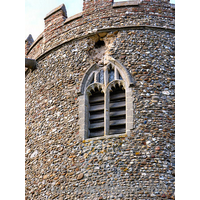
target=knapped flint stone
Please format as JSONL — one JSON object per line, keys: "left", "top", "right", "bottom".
{"left": 155, "top": 146, "right": 161, "bottom": 151}
{"left": 98, "top": 32, "right": 107, "bottom": 38}
{"left": 77, "top": 173, "right": 84, "bottom": 180}
{"left": 43, "top": 174, "right": 49, "bottom": 179}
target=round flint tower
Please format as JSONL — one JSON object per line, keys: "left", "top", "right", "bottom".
{"left": 25, "top": 0, "right": 175, "bottom": 199}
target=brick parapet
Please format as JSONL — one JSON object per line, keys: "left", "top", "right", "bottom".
{"left": 83, "top": 0, "right": 114, "bottom": 14}
{"left": 25, "top": 0, "right": 175, "bottom": 59}
{"left": 43, "top": 4, "right": 67, "bottom": 47}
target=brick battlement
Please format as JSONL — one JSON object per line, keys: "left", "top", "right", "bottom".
{"left": 25, "top": 0, "right": 175, "bottom": 60}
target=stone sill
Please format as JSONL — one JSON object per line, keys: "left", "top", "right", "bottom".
{"left": 113, "top": 0, "right": 141, "bottom": 8}
{"left": 64, "top": 12, "right": 83, "bottom": 25}
{"left": 83, "top": 133, "right": 127, "bottom": 143}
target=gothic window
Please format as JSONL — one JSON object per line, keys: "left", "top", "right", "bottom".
{"left": 78, "top": 57, "right": 134, "bottom": 140}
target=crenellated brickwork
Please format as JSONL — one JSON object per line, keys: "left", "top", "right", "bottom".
{"left": 44, "top": 4, "right": 67, "bottom": 44}
{"left": 25, "top": 0, "right": 174, "bottom": 60}
{"left": 83, "top": 0, "right": 114, "bottom": 14}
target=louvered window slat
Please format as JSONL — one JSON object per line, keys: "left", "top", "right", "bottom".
{"left": 89, "top": 104, "right": 104, "bottom": 111}
{"left": 110, "top": 110, "right": 126, "bottom": 117}
{"left": 110, "top": 119, "right": 126, "bottom": 126}
{"left": 89, "top": 112, "right": 104, "bottom": 120}
{"left": 110, "top": 92, "right": 125, "bottom": 100}
{"left": 89, "top": 128, "right": 104, "bottom": 137}
{"left": 109, "top": 126, "right": 126, "bottom": 135}
{"left": 89, "top": 122, "right": 104, "bottom": 129}
{"left": 110, "top": 101, "right": 125, "bottom": 109}
{"left": 89, "top": 95, "right": 104, "bottom": 103}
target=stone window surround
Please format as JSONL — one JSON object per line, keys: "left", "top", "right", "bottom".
{"left": 78, "top": 56, "right": 134, "bottom": 140}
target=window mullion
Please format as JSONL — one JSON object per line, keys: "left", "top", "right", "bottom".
{"left": 85, "top": 93, "right": 90, "bottom": 139}
{"left": 104, "top": 89, "right": 110, "bottom": 136}
{"left": 104, "top": 66, "right": 108, "bottom": 86}
{"left": 94, "top": 71, "right": 99, "bottom": 83}
{"left": 114, "top": 67, "right": 119, "bottom": 80}
{"left": 104, "top": 66, "right": 109, "bottom": 136}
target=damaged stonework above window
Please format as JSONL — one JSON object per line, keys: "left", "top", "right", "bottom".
{"left": 94, "top": 40, "right": 105, "bottom": 48}
{"left": 78, "top": 56, "right": 134, "bottom": 140}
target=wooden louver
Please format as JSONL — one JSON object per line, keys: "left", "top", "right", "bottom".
{"left": 109, "top": 84, "right": 126, "bottom": 135}
{"left": 89, "top": 88, "right": 104, "bottom": 138}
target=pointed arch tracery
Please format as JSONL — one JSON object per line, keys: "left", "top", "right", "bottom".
{"left": 79, "top": 57, "right": 134, "bottom": 96}
{"left": 78, "top": 57, "right": 134, "bottom": 139}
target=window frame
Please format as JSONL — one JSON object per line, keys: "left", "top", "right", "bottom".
{"left": 78, "top": 57, "right": 134, "bottom": 140}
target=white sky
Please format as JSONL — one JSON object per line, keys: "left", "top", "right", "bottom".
{"left": 25, "top": 0, "right": 175, "bottom": 41}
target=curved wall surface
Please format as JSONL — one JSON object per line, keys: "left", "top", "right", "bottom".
{"left": 25, "top": 0, "right": 175, "bottom": 199}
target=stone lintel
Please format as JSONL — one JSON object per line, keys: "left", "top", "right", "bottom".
{"left": 113, "top": 0, "right": 141, "bottom": 8}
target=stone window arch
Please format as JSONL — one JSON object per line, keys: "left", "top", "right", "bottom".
{"left": 78, "top": 57, "right": 134, "bottom": 140}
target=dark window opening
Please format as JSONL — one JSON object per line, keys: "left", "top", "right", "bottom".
{"left": 119, "top": 73, "right": 123, "bottom": 80}
{"left": 108, "top": 68, "right": 115, "bottom": 82}
{"left": 90, "top": 74, "right": 94, "bottom": 84}
{"left": 94, "top": 40, "right": 105, "bottom": 48}
{"left": 99, "top": 69, "right": 104, "bottom": 84}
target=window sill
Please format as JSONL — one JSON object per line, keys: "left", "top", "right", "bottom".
{"left": 83, "top": 133, "right": 127, "bottom": 143}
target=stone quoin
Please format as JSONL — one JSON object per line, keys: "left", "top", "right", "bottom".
{"left": 25, "top": 0, "right": 175, "bottom": 199}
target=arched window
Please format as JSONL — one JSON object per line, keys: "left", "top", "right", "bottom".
{"left": 78, "top": 57, "right": 134, "bottom": 139}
